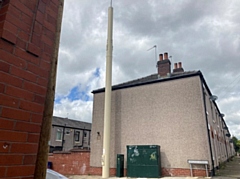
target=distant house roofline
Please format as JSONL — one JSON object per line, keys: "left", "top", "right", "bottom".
{"left": 52, "top": 116, "right": 91, "bottom": 130}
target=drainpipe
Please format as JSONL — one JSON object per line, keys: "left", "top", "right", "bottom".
{"left": 88, "top": 131, "right": 91, "bottom": 149}
{"left": 201, "top": 77, "right": 215, "bottom": 176}
{"left": 34, "top": 1, "right": 64, "bottom": 178}
{"left": 61, "top": 124, "right": 66, "bottom": 151}
{"left": 82, "top": 128, "right": 85, "bottom": 148}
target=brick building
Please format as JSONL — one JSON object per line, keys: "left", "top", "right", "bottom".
{"left": 0, "top": 0, "right": 63, "bottom": 178}
{"left": 90, "top": 53, "right": 235, "bottom": 177}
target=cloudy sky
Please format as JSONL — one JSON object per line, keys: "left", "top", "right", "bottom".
{"left": 53, "top": 0, "right": 240, "bottom": 138}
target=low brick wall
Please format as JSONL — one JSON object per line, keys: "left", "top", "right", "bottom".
{"left": 48, "top": 151, "right": 208, "bottom": 177}
{"left": 48, "top": 150, "right": 117, "bottom": 176}
{"left": 48, "top": 150, "right": 90, "bottom": 175}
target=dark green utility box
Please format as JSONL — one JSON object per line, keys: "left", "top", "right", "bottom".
{"left": 116, "top": 154, "right": 124, "bottom": 177}
{"left": 127, "top": 145, "right": 161, "bottom": 178}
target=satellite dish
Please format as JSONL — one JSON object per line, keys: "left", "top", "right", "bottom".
{"left": 226, "top": 133, "right": 231, "bottom": 137}
{"left": 209, "top": 95, "right": 218, "bottom": 101}
{"left": 219, "top": 113, "right": 225, "bottom": 117}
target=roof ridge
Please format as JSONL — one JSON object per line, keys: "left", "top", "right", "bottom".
{"left": 114, "top": 73, "right": 157, "bottom": 87}
{"left": 92, "top": 70, "right": 201, "bottom": 93}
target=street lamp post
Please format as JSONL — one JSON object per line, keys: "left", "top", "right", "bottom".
{"left": 102, "top": 1, "right": 113, "bottom": 178}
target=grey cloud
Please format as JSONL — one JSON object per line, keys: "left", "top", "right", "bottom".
{"left": 54, "top": 0, "right": 240, "bottom": 138}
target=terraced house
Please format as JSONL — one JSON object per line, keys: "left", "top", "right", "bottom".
{"left": 90, "top": 52, "right": 235, "bottom": 177}
{"left": 49, "top": 116, "right": 91, "bottom": 152}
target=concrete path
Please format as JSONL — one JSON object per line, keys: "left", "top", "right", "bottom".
{"left": 214, "top": 156, "right": 240, "bottom": 179}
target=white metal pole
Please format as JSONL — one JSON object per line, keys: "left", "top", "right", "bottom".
{"left": 102, "top": 4, "right": 113, "bottom": 178}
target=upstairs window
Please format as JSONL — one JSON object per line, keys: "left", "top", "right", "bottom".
{"left": 75, "top": 131, "right": 80, "bottom": 142}
{"left": 56, "top": 129, "right": 63, "bottom": 141}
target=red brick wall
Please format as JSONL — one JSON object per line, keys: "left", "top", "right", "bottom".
{"left": 0, "top": 0, "right": 61, "bottom": 178}
{"left": 48, "top": 151, "right": 91, "bottom": 175}
{"left": 48, "top": 151, "right": 118, "bottom": 176}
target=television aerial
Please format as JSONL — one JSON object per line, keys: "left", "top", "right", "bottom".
{"left": 147, "top": 45, "right": 157, "bottom": 66}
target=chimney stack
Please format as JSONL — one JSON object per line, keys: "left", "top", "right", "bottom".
{"left": 157, "top": 52, "right": 171, "bottom": 77}
{"left": 173, "top": 61, "right": 184, "bottom": 73}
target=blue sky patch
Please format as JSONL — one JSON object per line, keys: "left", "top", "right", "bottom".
{"left": 67, "top": 86, "right": 90, "bottom": 101}
{"left": 54, "top": 97, "right": 61, "bottom": 104}
{"left": 93, "top": 68, "right": 100, "bottom": 77}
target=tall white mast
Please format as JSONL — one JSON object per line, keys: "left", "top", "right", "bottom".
{"left": 102, "top": 1, "right": 113, "bottom": 178}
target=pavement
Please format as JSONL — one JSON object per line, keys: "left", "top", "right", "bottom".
{"left": 213, "top": 155, "right": 240, "bottom": 179}
{"left": 68, "top": 176, "right": 211, "bottom": 179}
{"left": 68, "top": 156, "right": 240, "bottom": 179}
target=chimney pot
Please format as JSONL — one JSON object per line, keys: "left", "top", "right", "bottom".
{"left": 159, "top": 54, "right": 163, "bottom": 61}
{"left": 173, "top": 61, "right": 184, "bottom": 73}
{"left": 178, "top": 62, "right": 182, "bottom": 68}
{"left": 164, "top": 52, "right": 168, "bottom": 60}
{"left": 174, "top": 63, "right": 178, "bottom": 69}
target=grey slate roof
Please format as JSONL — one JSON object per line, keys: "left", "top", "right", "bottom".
{"left": 92, "top": 70, "right": 202, "bottom": 93}
{"left": 52, "top": 116, "right": 91, "bottom": 130}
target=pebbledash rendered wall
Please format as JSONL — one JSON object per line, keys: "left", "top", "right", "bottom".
{"left": 90, "top": 75, "right": 212, "bottom": 177}
{"left": 203, "top": 82, "right": 235, "bottom": 168}
{"left": 0, "top": 0, "right": 62, "bottom": 178}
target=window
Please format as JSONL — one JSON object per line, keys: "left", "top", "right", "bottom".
{"left": 75, "top": 131, "right": 80, "bottom": 142}
{"left": 56, "top": 129, "right": 63, "bottom": 141}
{"left": 84, "top": 131, "right": 87, "bottom": 137}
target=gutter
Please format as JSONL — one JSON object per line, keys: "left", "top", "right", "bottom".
{"left": 200, "top": 75, "right": 215, "bottom": 176}
{"left": 52, "top": 124, "right": 91, "bottom": 131}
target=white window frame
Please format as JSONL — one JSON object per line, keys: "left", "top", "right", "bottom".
{"left": 56, "top": 129, "right": 63, "bottom": 141}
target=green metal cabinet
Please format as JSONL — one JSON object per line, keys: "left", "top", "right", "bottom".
{"left": 127, "top": 145, "right": 161, "bottom": 178}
